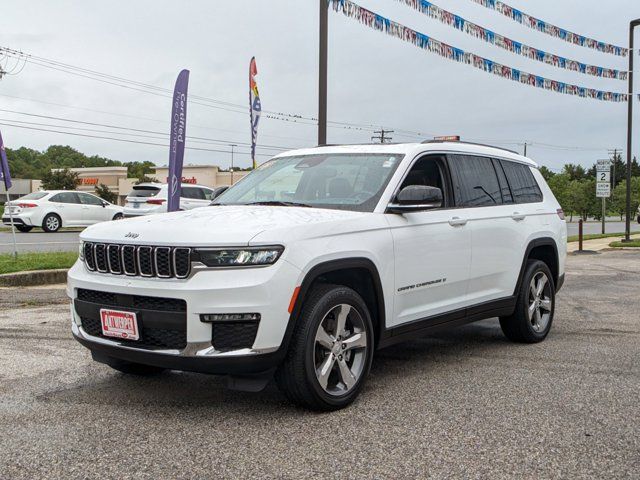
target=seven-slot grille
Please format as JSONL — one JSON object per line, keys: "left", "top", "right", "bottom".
{"left": 83, "top": 242, "right": 191, "bottom": 279}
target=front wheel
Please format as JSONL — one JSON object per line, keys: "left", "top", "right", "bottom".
{"left": 42, "top": 213, "right": 61, "bottom": 233}
{"left": 500, "top": 260, "right": 555, "bottom": 343}
{"left": 275, "top": 284, "right": 374, "bottom": 411}
{"left": 112, "top": 213, "right": 124, "bottom": 221}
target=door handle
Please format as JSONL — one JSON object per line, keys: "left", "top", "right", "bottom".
{"left": 448, "top": 216, "right": 468, "bottom": 227}
{"left": 511, "top": 212, "right": 526, "bottom": 221}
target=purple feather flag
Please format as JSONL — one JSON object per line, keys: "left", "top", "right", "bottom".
{"left": 167, "top": 69, "right": 190, "bottom": 212}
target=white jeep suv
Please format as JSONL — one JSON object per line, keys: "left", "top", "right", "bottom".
{"left": 68, "top": 141, "right": 567, "bottom": 410}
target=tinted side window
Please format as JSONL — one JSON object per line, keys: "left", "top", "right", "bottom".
{"left": 448, "top": 155, "right": 502, "bottom": 207}
{"left": 492, "top": 159, "right": 514, "bottom": 204}
{"left": 500, "top": 161, "right": 543, "bottom": 203}
{"left": 78, "top": 193, "right": 104, "bottom": 206}
{"left": 50, "top": 192, "right": 79, "bottom": 204}
{"left": 201, "top": 188, "right": 214, "bottom": 201}
{"left": 181, "top": 187, "right": 204, "bottom": 200}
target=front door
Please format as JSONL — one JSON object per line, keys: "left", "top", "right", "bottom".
{"left": 78, "top": 193, "right": 109, "bottom": 224}
{"left": 387, "top": 155, "right": 472, "bottom": 327}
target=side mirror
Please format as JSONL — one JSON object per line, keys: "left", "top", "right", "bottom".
{"left": 102, "top": 201, "right": 108, "bottom": 207}
{"left": 387, "top": 185, "right": 442, "bottom": 213}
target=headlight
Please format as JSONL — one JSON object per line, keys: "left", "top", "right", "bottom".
{"left": 79, "top": 242, "right": 85, "bottom": 261}
{"left": 194, "top": 246, "right": 284, "bottom": 267}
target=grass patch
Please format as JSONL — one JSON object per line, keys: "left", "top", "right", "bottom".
{"left": 567, "top": 232, "right": 627, "bottom": 243}
{"left": 609, "top": 240, "right": 640, "bottom": 248}
{"left": 0, "top": 251, "right": 78, "bottom": 275}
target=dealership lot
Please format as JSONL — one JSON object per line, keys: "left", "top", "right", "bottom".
{"left": 0, "top": 251, "right": 638, "bottom": 478}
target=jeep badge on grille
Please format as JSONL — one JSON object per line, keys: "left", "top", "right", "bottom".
{"left": 125, "top": 232, "right": 139, "bottom": 238}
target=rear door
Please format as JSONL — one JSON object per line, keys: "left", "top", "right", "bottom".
{"left": 78, "top": 193, "right": 110, "bottom": 224}
{"left": 49, "top": 192, "right": 83, "bottom": 226}
{"left": 388, "top": 154, "right": 472, "bottom": 327}
{"left": 447, "top": 154, "right": 529, "bottom": 305}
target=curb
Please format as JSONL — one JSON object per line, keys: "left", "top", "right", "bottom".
{"left": 0, "top": 269, "right": 69, "bottom": 287}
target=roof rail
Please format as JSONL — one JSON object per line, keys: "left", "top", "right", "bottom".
{"left": 421, "top": 139, "right": 521, "bottom": 156}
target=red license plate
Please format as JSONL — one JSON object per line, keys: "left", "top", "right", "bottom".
{"left": 100, "top": 309, "right": 139, "bottom": 340}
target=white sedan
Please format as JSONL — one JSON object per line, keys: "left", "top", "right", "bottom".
{"left": 123, "top": 183, "right": 217, "bottom": 217}
{"left": 2, "top": 190, "right": 124, "bottom": 233}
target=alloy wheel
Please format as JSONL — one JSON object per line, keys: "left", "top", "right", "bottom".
{"left": 528, "top": 272, "right": 552, "bottom": 333}
{"left": 46, "top": 216, "right": 60, "bottom": 231}
{"left": 314, "top": 304, "right": 368, "bottom": 396}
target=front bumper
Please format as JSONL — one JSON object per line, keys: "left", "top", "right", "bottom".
{"left": 67, "top": 257, "right": 302, "bottom": 375}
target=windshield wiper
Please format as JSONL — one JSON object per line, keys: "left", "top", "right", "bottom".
{"left": 245, "top": 201, "right": 312, "bottom": 208}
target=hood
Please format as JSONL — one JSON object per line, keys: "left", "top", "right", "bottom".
{"left": 80, "top": 205, "right": 367, "bottom": 246}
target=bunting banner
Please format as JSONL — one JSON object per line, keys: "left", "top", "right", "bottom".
{"left": 249, "top": 57, "right": 262, "bottom": 170}
{"left": 470, "top": 0, "right": 628, "bottom": 57}
{"left": 0, "top": 129, "right": 11, "bottom": 190}
{"left": 330, "top": 0, "right": 628, "bottom": 103}
{"left": 167, "top": 69, "right": 189, "bottom": 213}
{"left": 395, "top": 0, "right": 627, "bottom": 81}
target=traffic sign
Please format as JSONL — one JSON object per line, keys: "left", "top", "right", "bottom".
{"left": 597, "top": 170, "right": 611, "bottom": 183}
{"left": 596, "top": 183, "right": 611, "bottom": 198}
{"left": 596, "top": 159, "right": 612, "bottom": 170}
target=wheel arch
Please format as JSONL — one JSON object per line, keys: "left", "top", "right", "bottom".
{"left": 287, "top": 258, "right": 386, "bottom": 350}
{"left": 42, "top": 211, "right": 63, "bottom": 229}
{"left": 514, "top": 237, "right": 560, "bottom": 296}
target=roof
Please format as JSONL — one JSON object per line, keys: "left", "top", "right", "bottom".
{"left": 273, "top": 142, "right": 537, "bottom": 167}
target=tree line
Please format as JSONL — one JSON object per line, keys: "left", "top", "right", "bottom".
{"left": 541, "top": 154, "right": 640, "bottom": 221}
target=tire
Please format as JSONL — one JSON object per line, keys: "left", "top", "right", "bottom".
{"left": 109, "top": 362, "right": 165, "bottom": 376}
{"left": 42, "top": 213, "right": 61, "bottom": 233}
{"left": 275, "top": 283, "right": 374, "bottom": 411}
{"left": 112, "top": 213, "right": 124, "bottom": 221}
{"left": 500, "top": 260, "right": 555, "bottom": 343}
{"left": 16, "top": 225, "right": 33, "bottom": 233}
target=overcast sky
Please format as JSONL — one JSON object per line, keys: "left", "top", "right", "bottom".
{"left": 2, "top": 0, "right": 639, "bottom": 173}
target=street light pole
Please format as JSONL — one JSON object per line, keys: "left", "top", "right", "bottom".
{"left": 624, "top": 19, "right": 640, "bottom": 242}
{"left": 230, "top": 144, "right": 237, "bottom": 185}
{"left": 318, "top": 0, "right": 328, "bottom": 146}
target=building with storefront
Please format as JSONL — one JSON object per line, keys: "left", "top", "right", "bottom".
{"left": 2, "top": 164, "right": 250, "bottom": 205}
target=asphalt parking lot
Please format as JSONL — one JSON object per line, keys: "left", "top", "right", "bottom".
{"left": 0, "top": 251, "right": 638, "bottom": 478}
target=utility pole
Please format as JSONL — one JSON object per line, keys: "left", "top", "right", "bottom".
{"left": 624, "top": 19, "right": 640, "bottom": 242}
{"left": 318, "top": 0, "right": 328, "bottom": 146}
{"left": 608, "top": 148, "right": 622, "bottom": 190}
{"left": 372, "top": 129, "right": 394, "bottom": 144}
{"left": 230, "top": 144, "right": 237, "bottom": 185}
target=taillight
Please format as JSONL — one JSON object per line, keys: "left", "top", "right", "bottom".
{"left": 146, "top": 199, "right": 166, "bottom": 205}
{"left": 17, "top": 203, "right": 37, "bottom": 208}
{"left": 556, "top": 208, "right": 565, "bottom": 220}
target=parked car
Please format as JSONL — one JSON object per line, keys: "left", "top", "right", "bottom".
{"left": 2, "top": 190, "right": 123, "bottom": 233}
{"left": 123, "top": 183, "right": 216, "bottom": 217}
{"left": 68, "top": 141, "right": 567, "bottom": 410}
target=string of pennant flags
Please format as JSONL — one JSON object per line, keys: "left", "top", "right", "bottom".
{"left": 470, "top": 0, "right": 628, "bottom": 57}
{"left": 394, "top": 0, "right": 627, "bottom": 81}
{"left": 329, "top": 0, "right": 628, "bottom": 103}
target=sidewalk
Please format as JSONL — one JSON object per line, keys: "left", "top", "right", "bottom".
{"left": 567, "top": 234, "right": 640, "bottom": 253}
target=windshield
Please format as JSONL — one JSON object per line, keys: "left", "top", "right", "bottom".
{"left": 19, "top": 192, "right": 48, "bottom": 200}
{"left": 214, "top": 153, "right": 404, "bottom": 212}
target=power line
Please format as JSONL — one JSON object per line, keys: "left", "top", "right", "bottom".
{"left": 0, "top": 122, "right": 274, "bottom": 157}
{"left": 371, "top": 129, "right": 394, "bottom": 144}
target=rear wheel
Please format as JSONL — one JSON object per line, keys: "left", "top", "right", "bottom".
{"left": 275, "top": 284, "right": 373, "bottom": 411}
{"left": 500, "top": 260, "right": 555, "bottom": 343}
{"left": 42, "top": 213, "right": 61, "bottom": 233}
{"left": 16, "top": 225, "right": 33, "bottom": 233}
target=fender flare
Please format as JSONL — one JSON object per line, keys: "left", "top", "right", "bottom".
{"left": 284, "top": 257, "right": 386, "bottom": 350}
{"left": 513, "top": 237, "right": 559, "bottom": 296}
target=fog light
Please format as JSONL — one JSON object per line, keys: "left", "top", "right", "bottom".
{"left": 200, "top": 313, "right": 261, "bottom": 322}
